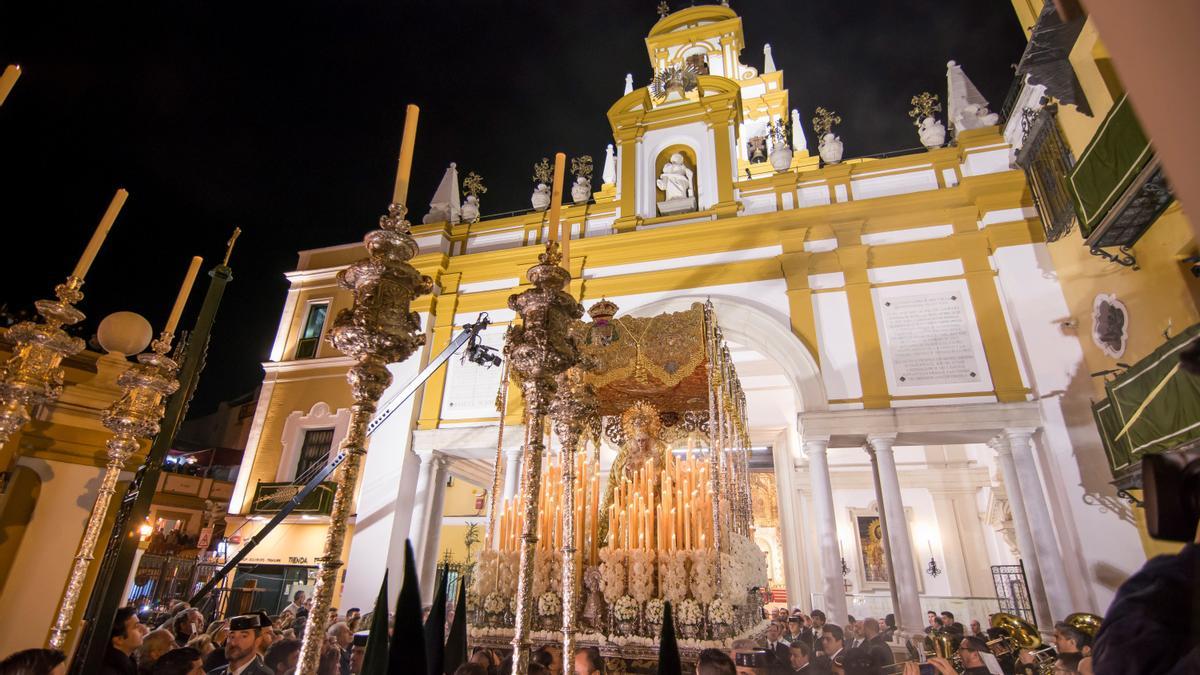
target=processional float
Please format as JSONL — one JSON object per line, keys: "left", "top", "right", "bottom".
{"left": 475, "top": 294, "right": 768, "bottom": 669}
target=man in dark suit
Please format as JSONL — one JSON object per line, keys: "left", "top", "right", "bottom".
{"left": 859, "top": 618, "right": 895, "bottom": 670}
{"left": 786, "top": 641, "right": 830, "bottom": 674}
{"left": 814, "top": 623, "right": 845, "bottom": 673}
{"left": 760, "top": 622, "right": 791, "bottom": 664}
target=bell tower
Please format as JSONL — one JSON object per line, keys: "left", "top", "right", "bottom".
{"left": 607, "top": 5, "right": 807, "bottom": 232}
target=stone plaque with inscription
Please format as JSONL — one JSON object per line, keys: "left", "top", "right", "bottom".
{"left": 878, "top": 290, "right": 980, "bottom": 387}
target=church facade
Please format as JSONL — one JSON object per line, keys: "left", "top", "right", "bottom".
{"left": 222, "top": 4, "right": 1185, "bottom": 633}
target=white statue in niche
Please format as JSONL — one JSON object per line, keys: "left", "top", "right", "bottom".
{"left": 655, "top": 152, "right": 696, "bottom": 216}
{"left": 656, "top": 153, "right": 694, "bottom": 200}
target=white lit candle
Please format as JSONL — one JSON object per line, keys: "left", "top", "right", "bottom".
{"left": 391, "top": 104, "right": 420, "bottom": 206}
{"left": 0, "top": 65, "right": 20, "bottom": 107}
{"left": 163, "top": 256, "right": 203, "bottom": 335}
{"left": 72, "top": 189, "right": 128, "bottom": 281}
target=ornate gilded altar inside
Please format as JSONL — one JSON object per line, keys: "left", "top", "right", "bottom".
{"left": 470, "top": 301, "right": 768, "bottom": 661}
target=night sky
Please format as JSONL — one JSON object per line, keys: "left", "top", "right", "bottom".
{"left": 0, "top": 1, "right": 1026, "bottom": 416}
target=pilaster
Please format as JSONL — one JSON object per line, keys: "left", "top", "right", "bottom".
{"left": 834, "top": 226, "right": 890, "bottom": 408}
{"left": 953, "top": 227, "right": 1027, "bottom": 402}
{"left": 416, "top": 274, "right": 461, "bottom": 429}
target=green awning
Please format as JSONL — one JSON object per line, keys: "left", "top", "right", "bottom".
{"left": 1068, "top": 94, "right": 1153, "bottom": 237}
{"left": 1092, "top": 397, "right": 1134, "bottom": 474}
{"left": 1100, "top": 323, "right": 1200, "bottom": 466}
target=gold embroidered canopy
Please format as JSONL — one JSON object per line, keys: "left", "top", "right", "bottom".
{"left": 571, "top": 302, "right": 727, "bottom": 418}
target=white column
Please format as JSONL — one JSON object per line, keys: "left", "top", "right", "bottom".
{"left": 804, "top": 436, "right": 848, "bottom": 624}
{"left": 773, "top": 430, "right": 804, "bottom": 608}
{"left": 867, "top": 434, "right": 923, "bottom": 634}
{"left": 419, "top": 456, "right": 450, "bottom": 605}
{"left": 990, "top": 436, "right": 1052, "bottom": 627}
{"left": 502, "top": 445, "right": 522, "bottom": 502}
{"left": 408, "top": 449, "right": 440, "bottom": 566}
{"left": 1005, "top": 428, "right": 1073, "bottom": 621}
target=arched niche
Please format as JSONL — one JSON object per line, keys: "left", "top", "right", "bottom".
{"left": 654, "top": 143, "right": 698, "bottom": 206}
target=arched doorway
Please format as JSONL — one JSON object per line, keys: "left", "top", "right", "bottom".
{"left": 607, "top": 293, "right": 827, "bottom": 606}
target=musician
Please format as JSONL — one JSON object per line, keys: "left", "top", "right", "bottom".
{"left": 927, "top": 635, "right": 994, "bottom": 675}
{"left": 1054, "top": 653, "right": 1083, "bottom": 673}
{"left": 1015, "top": 620, "right": 1086, "bottom": 673}
{"left": 1051, "top": 622, "right": 1087, "bottom": 656}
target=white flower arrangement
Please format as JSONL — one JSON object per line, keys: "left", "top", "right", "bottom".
{"left": 598, "top": 548, "right": 626, "bottom": 604}
{"left": 499, "top": 552, "right": 520, "bottom": 596}
{"left": 613, "top": 594, "right": 639, "bottom": 622}
{"left": 483, "top": 592, "right": 507, "bottom": 615}
{"left": 677, "top": 598, "right": 703, "bottom": 626}
{"left": 472, "top": 549, "right": 499, "bottom": 599}
{"left": 708, "top": 598, "right": 735, "bottom": 625}
{"left": 644, "top": 598, "right": 665, "bottom": 625}
{"left": 658, "top": 551, "right": 689, "bottom": 605}
{"left": 690, "top": 550, "right": 718, "bottom": 604}
{"left": 627, "top": 549, "right": 655, "bottom": 603}
{"left": 718, "top": 533, "right": 769, "bottom": 604}
{"left": 536, "top": 590, "right": 561, "bottom": 617}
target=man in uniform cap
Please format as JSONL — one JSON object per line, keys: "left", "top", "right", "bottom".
{"left": 349, "top": 632, "right": 369, "bottom": 674}
{"left": 928, "top": 635, "right": 1002, "bottom": 675}
{"left": 207, "top": 614, "right": 274, "bottom": 675}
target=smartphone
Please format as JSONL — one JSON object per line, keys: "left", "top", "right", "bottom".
{"left": 919, "top": 665, "right": 937, "bottom": 675}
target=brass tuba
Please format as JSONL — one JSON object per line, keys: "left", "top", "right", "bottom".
{"left": 988, "top": 612, "right": 1042, "bottom": 655}
{"left": 1064, "top": 612, "right": 1102, "bottom": 640}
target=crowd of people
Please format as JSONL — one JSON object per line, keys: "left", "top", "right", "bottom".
{"left": 0, "top": 589, "right": 371, "bottom": 675}
{"left": 0, "top": 601, "right": 1098, "bottom": 675}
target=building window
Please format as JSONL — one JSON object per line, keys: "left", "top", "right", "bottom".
{"left": 685, "top": 53, "right": 709, "bottom": 76}
{"left": 295, "top": 302, "right": 329, "bottom": 360}
{"left": 1015, "top": 105, "right": 1076, "bottom": 242}
{"left": 296, "top": 427, "right": 335, "bottom": 479}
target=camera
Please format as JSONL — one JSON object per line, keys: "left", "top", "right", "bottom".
{"left": 462, "top": 313, "right": 502, "bottom": 369}
{"left": 1142, "top": 448, "right": 1200, "bottom": 542}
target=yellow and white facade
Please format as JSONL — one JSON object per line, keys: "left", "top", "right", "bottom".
{"left": 227, "top": 5, "right": 1178, "bottom": 633}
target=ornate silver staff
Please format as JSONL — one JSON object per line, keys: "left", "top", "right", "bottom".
{"left": 48, "top": 256, "right": 204, "bottom": 649}
{"left": 295, "top": 105, "right": 433, "bottom": 674}
{"left": 505, "top": 152, "right": 580, "bottom": 674}
{"left": 550, "top": 365, "right": 596, "bottom": 674}
{"left": 0, "top": 190, "right": 127, "bottom": 457}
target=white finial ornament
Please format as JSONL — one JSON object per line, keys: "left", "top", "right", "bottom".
{"left": 624, "top": 73, "right": 633, "bottom": 95}
{"left": 602, "top": 144, "right": 616, "bottom": 186}
{"left": 763, "top": 44, "right": 777, "bottom": 74}
{"left": 422, "top": 162, "right": 461, "bottom": 225}
{"left": 791, "top": 109, "right": 807, "bottom": 153}
{"left": 946, "top": 60, "right": 999, "bottom": 134}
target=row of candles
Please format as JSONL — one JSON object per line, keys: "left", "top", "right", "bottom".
{"left": 608, "top": 442, "right": 716, "bottom": 553}
{"left": 493, "top": 436, "right": 719, "bottom": 566}
{"left": 496, "top": 446, "right": 603, "bottom": 565}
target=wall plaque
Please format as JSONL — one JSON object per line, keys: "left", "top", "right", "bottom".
{"left": 878, "top": 288, "right": 981, "bottom": 387}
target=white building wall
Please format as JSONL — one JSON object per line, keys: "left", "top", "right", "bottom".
{"left": 992, "top": 243, "right": 1144, "bottom": 613}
